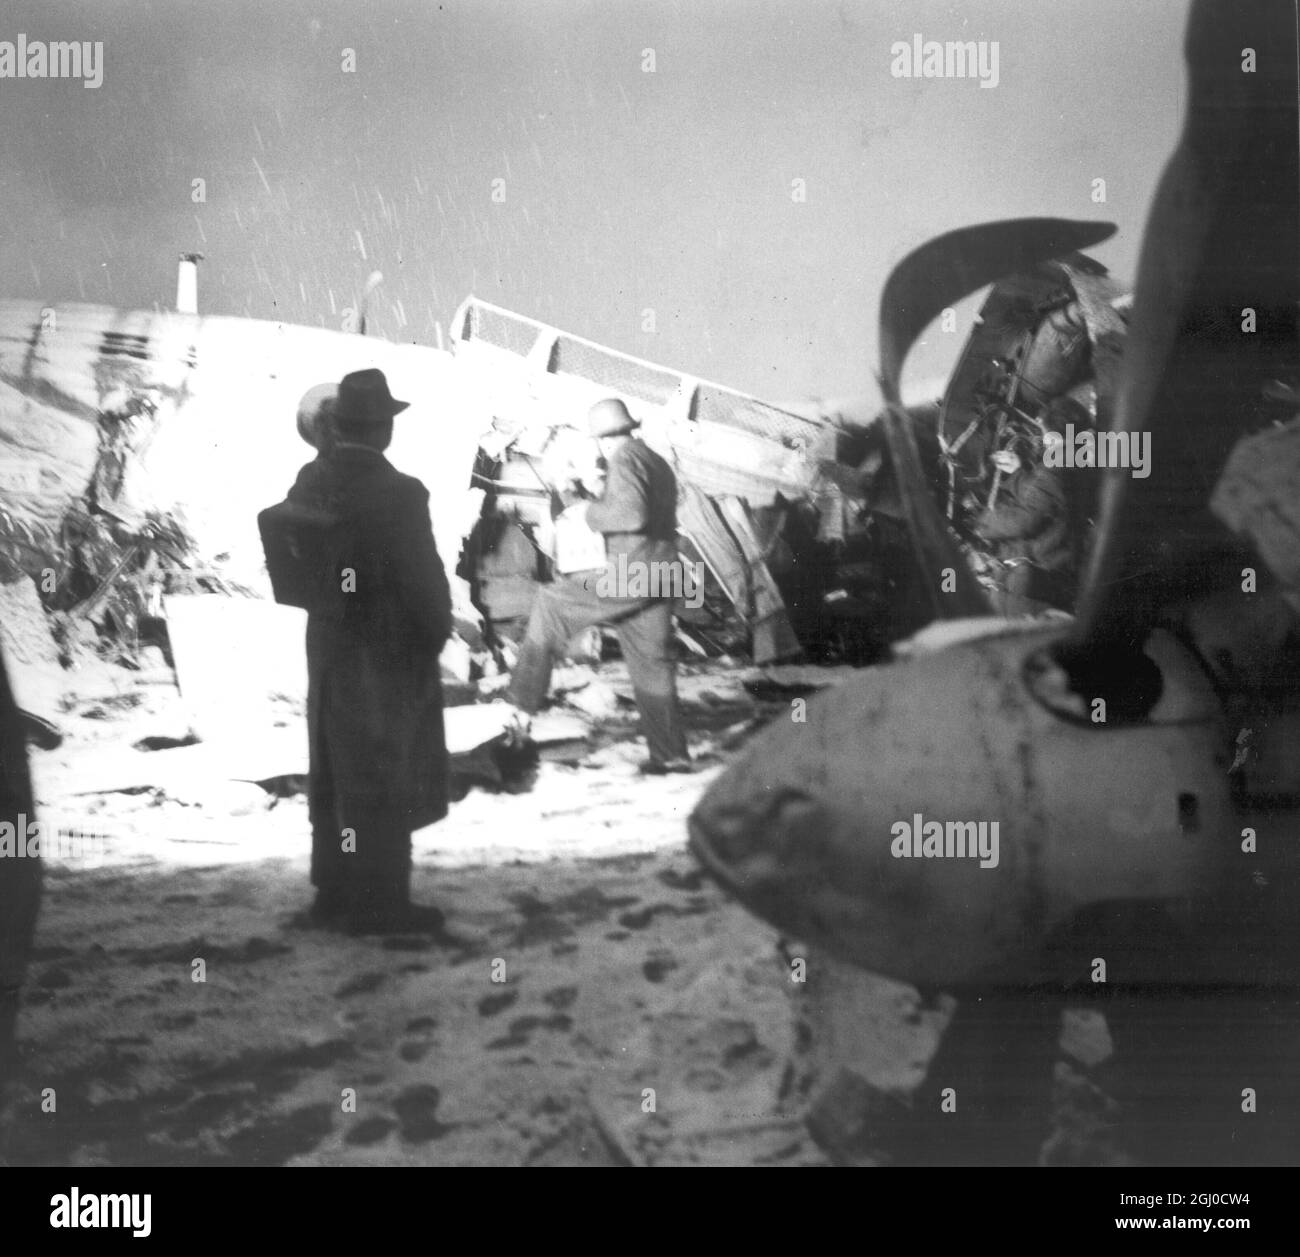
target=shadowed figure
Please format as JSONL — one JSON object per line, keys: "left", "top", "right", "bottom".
{"left": 262, "top": 369, "right": 452, "bottom": 934}
{"left": 0, "top": 644, "right": 40, "bottom": 1130}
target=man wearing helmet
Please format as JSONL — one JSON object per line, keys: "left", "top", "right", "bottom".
{"left": 506, "top": 398, "right": 692, "bottom": 774}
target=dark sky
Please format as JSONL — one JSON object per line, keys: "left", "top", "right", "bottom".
{"left": 1, "top": 0, "right": 1189, "bottom": 401}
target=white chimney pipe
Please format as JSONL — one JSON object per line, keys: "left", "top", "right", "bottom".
{"left": 177, "top": 252, "right": 203, "bottom": 314}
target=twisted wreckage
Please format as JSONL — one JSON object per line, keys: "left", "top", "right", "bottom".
{"left": 689, "top": 0, "right": 1300, "bottom": 1167}
{"left": 0, "top": 0, "right": 1296, "bottom": 1171}
{"left": 0, "top": 220, "right": 1147, "bottom": 740}
{"left": 683, "top": 3, "right": 1294, "bottom": 1166}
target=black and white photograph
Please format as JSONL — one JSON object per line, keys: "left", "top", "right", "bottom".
{"left": 0, "top": 0, "right": 1297, "bottom": 1205}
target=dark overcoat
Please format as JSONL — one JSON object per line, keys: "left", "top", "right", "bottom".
{"left": 282, "top": 445, "right": 451, "bottom": 901}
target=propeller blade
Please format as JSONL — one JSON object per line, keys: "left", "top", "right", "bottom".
{"left": 878, "top": 217, "right": 1117, "bottom": 404}
{"left": 1061, "top": 0, "right": 1298, "bottom": 667}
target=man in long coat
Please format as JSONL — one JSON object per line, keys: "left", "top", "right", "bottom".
{"left": 266, "top": 369, "right": 452, "bottom": 933}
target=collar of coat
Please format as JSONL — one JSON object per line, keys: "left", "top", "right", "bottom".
{"left": 328, "top": 442, "right": 389, "bottom": 462}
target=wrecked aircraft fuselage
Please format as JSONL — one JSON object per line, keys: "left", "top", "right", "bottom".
{"left": 0, "top": 234, "right": 1134, "bottom": 723}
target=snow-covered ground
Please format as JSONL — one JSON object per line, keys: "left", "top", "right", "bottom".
{"left": 5, "top": 652, "right": 1291, "bottom": 1166}
{"left": 6, "top": 654, "right": 835, "bottom": 1166}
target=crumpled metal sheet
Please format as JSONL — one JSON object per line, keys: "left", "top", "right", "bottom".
{"left": 452, "top": 295, "right": 843, "bottom": 509}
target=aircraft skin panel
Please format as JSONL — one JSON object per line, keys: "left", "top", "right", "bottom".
{"left": 450, "top": 294, "right": 841, "bottom": 506}
{"left": 1, "top": 293, "right": 853, "bottom": 651}
{"left": 0, "top": 300, "right": 473, "bottom": 590}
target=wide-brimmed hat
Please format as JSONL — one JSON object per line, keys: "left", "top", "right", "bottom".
{"left": 296, "top": 382, "right": 338, "bottom": 448}
{"left": 587, "top": 397, "right": 638, "bottom": 438}
{"left": 336, "top": 368, "right": 409, "bottom": 425}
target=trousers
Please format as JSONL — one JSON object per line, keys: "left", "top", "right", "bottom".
{"left": 507, "top": 573, "right": 689, "bottom": 764}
